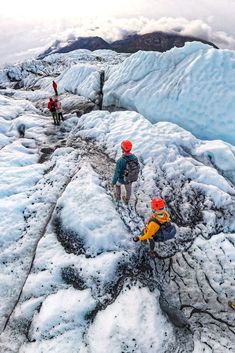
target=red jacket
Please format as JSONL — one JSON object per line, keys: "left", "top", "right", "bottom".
{"left": 48, "top": 99, "right": 58, "bottom": 111}
{"left": 52, "top": 81, "right": 57, "bottom": 90}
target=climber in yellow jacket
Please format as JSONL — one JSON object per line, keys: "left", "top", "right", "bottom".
{"left": 133, "top": 198, "right": 171, "bottom": 256}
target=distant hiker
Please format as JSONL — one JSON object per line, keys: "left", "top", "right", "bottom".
{"left": 47, "top": 98, "right": 59, "bottom": 125}
{"left": 55, "top": 98, "right": 64, "bottom": 122}
{"left": 112, "top": 140, "right": 140, "bottom": 205}
{"left": 133, "top": 198, "right": 176, "bottom": 256}
{"left": 52, "top": 80, "right": 58, "bottom": 96}
{"left": 17, "top": 123, "right": 25, "bottom": 138}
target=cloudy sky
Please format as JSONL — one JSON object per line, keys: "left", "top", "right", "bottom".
{"left": 1, "top": 0, "right": 235, "bottom": 66}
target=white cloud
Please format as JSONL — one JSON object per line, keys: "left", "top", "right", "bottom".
{"left": 1, "top": 0, "right": 235, "bottom": 66}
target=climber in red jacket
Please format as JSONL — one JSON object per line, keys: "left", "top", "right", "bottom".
{"left": 52, "top": 80, "right": 58, "bottom": 96}
{"left": 48, "top": 98, "right": 59, "bottom": 125}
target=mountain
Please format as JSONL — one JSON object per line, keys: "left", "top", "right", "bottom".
{"left": 37, "top": 31, "right": 218, "bottom": 59}
{"left": 38, "top": 36, "right": 111, "bottom": 59}
{"left": 111, "top": 31, "right": 218, "bottom": 52}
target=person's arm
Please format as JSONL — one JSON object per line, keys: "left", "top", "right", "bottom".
{"left": 138, "top": 221, "right": 160, "bottom": 241}
{"left": 112, "top": 159, "right": 124, "bottom": 185}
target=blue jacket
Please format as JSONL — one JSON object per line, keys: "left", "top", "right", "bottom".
{"left": 112, "top": 153, "right": 138, "bottom": 185}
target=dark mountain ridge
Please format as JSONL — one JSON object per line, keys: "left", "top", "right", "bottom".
{"left": 37, "top": 31, "right": 218, "bottom": 59}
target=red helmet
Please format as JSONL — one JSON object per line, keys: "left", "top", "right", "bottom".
{"left": 151, "top": 198, "right": 165, "bottom": 210}
{"left": 121, "top": 140, "right": 132, "bottom": 152}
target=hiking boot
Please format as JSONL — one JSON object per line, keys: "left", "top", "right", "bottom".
{"left": 228, "top": 300, "right": 235, "bottom": 310}
{"left": 147, "top": 251, "right": 157, "bottom": 257}
{"left": 122, "top": 195, "right": 129, "bottom": 205}
{"left": 114, "top": 192, "right": 120, "bottom": 202}
{"left": 115, "top": 200, "right": 122, "bottom": 208}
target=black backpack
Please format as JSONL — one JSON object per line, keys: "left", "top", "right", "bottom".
{"left": 123, "top": 156, "right": 140, "bottom": 183}
{"left": 151, "top": 219, "right": 177, "bottom": 242}
{"left": 50, "top": 102, "right": 56, "bottom": 112}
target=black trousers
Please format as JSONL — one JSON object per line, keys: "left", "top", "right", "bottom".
{"left": 58, "top": 112, "right": 64, "bottom": 121}
{"left": 149, "top": 238, "right": 155, "bottom": 251}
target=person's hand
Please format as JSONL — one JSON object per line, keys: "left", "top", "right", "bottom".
{"left": 133, "top": 236, "right": 139, "bottom": 242}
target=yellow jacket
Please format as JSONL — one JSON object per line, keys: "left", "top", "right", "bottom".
{"left": 138, "top": 210, "right": 170, "bottom": 241}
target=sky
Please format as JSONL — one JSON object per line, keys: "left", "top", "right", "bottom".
{"left": 1, "top": 0, "right": 235, "bottom": 66}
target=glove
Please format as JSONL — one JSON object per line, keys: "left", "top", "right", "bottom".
{"left": 133, "top": 236, "right": 139, "bottom": 242}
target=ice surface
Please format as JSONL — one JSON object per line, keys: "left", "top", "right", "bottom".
{"left": 0, "top": 44, "right": 234, "bottom": 353}
{"left": 104, "top": 42, "right": 235, "bottom": 145}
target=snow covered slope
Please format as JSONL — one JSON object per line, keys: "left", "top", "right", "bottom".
{"left": 0, "top": 50, "right": 128, "bottom": 93}
{"left": 2, "top": 43, "right": 235, "bottom": 147}
{"left": 0, "top": 95, "right": 234, "bottom": 352}
{"left": 103, "top": 42, "right": 235, "bottom": 145}
{"left": 0, "top": 44, "right": 234, "bottom": 353}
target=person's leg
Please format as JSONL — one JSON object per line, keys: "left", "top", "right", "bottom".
{"left": 148, "top": 238, "right": 156, "bottom": 257}
{"left": 149, "top": 238, "right": 155, "bottom": 251}
{"left": 115, "top": 183, "right": 121, "bottom": 201}
{"left": 59, "top": 112, "right": 64, "bottom": 121}
{"left": 52, "top": 112, "right": 56, "bottom": 125}
{"left": 57, "top": 112, "right": 61, "bottom": 124}
{"left": 124, "top": 183, "right": 132, "bottom": 203}
{"left": 55, "top": 112, "right": 60, "bottom": 125}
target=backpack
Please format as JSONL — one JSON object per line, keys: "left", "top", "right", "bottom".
{"left": 123, "top": 156, "right": 140, "bottom": 183}
{"left": 151, "top": 218, "right": 177, "bottom": 242}
{"left": 50, "top": 102, "right": 56, "bottom": 112}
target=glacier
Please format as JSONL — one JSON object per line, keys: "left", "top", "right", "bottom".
{"left": 0, "top": 43, "right": 234, "bottom": 353}
{"left": 103, "top": 42, "right": 235, "bottom": 145}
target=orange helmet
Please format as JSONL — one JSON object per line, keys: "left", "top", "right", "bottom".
{"left": 121, "top": 140, "right": 132, "bottom": 152}
{"left": 151, "top": 198, "right": 165, "bottom": 210}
